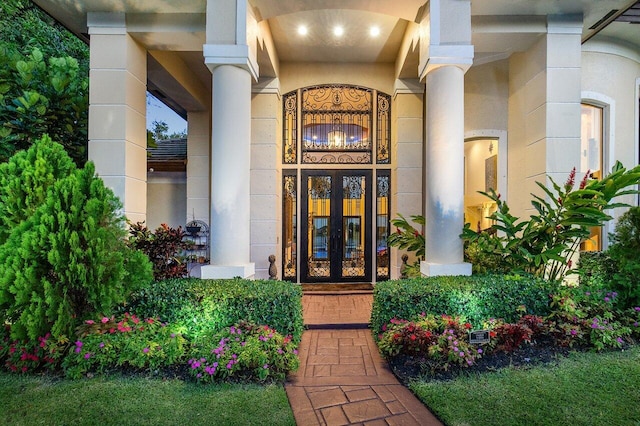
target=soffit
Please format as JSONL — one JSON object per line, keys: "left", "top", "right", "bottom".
{"left": 32, "top": 0, "right": 640, "bottom": 114}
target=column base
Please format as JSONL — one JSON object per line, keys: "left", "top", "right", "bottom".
{"left": 420, "top": 261, "right": 472, "bottom": 277}
{"left": 196, "top": 263, "right": 255, "bottom": 279}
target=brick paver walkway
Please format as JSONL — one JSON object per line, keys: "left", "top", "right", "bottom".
{"left": 286, "top": 294, "right": 442, "bottom": 425}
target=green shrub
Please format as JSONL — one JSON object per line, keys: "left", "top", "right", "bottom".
{"left": 576, "top": 251, "right": 617, "bottom": 289}
{"left": 0, "top": 138, "right": 153, "bottom": 340}
{"left": 188, "top": 321, "right": 299, "bottom": 382}
{"left": 121, "top": 278, "right": 304, "bottom": 343}
{"left": 371, "top": 274, "right": 558, "bottom": 333}
{"left": 607, "top": 207, "right": 640, "bottom": 308}
{"left": 387, "top": 214, "right": 425, "bottom": 277}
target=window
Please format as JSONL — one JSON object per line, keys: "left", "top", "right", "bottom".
{"left": 580, "top": 103, "right": 604, "bottom": 251}
{"left": 283, "top": 85, "right": 391, "bottom": 165}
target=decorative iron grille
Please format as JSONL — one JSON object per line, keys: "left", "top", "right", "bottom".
{"left": 282, "top": 173, "right": 297, "bottom": 281}
{"left": 377, "top": 93, "right": 391, "bottom": 164}
{"left": 282, "top": 85, "right": 391, "bottom": 165}
{"left": 376, "top": 172, "right": 390, "bottom": 280}
{"left": 283, "top": 92, "right": 297, "bottom": 164}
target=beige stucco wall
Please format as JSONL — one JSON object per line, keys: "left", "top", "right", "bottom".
{"left": 279, "top": 62, "right": 396, "bottom": 95}
{"left": 508, "top": 37, "right": 548, "bottom": 217}
{"left": 147, "top": 172, "right": 187, "bottom": 230}
{"left": 465, "top": 60, "right": 509, "bottom": 133}
{"left": 392, "top": 91, "right": 424, "bottom": 278}
{"left": 251, "top": 90, "right": 281, "bottom": 279}
{"left": 508, "top": 29, "right": 582, "bottom": 220}
{"left": 581, "top": 49, "right": 640, "bottom": 170}
{"left": 581, "top": 47, "right": 640, "bottom": 224}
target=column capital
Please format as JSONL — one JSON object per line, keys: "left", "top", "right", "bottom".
{"left": 87, "top": 12, "right": 126, "bottom": 35}
{"left": 547, "top": 14, "right": 583, "bottom": 34}
{"left": 419, "top": 44, "right": 474, "bottom": 80}
{"left": 252, "top": 78, "right": 280, "bottom": 95}
{"left": 394, "top": 79, "right": 423, "bottom": 97}
{"left": 203, "top": 44, "right": 259, "bottom": 81}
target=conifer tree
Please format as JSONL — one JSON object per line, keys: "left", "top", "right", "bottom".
{"left": 0, "top": 134, "right": 75, "bottom": 244}
{"left": 0, "top": 137, "right": 152, "bottom": 340}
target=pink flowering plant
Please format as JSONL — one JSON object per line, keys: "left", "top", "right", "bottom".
{"left": 62, "top": 313, "right": 186, "bottom": 379}
{"left": 378, "top": 314, "right": 483, "bottom": 371}
{"left": 0, "top": 324, "right": 64, "bottom": 373}
{"left": 188, "top": 321, "right": 299, "bottom": 382}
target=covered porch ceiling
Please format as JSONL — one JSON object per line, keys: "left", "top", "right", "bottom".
{"left": 32, "top": 0, "right": 640, "bottom": 116}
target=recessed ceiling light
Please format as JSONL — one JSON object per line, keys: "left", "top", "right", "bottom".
{"left": 333, "top": 26, "right": 344, "bottom": 37}
{"left": 297, "top": 25, "right": 308, "bottom": 36}
{"left": 370, "top": 26, "right": 380, "bottom": 37}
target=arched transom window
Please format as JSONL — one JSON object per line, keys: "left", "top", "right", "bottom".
{"left": 283, "top": 85, "right": 390, "bottom": 164}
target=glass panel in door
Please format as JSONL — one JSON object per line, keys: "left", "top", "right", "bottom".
{"left": 306, "top": 175, "right": 332, "bottom": 278}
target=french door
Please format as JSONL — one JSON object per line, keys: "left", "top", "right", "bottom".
{"left": 301, "top": 170, "right": 372, "bottom": 283}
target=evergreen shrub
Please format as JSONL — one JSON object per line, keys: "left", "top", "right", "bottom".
{"left": 0, "top": 136, "right": 153, "bottom": 340}
{"left": 121, "top": 278, "right": 304, "bottom": 343}
{"left": 607, "top": 206, "right": 640, "bottom": 307}
{"left": 371, "top": 274, "right": 558, "bottom": 334}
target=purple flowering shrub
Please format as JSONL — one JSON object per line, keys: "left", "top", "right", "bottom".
{"left": 547, "top": 290, "right": 633, "bottom": 350}
{"left": 188, "top": 321, "right": 299, "bottom": 382}
{"left": 61, "top": 313, "right": 187, "bottom": 379}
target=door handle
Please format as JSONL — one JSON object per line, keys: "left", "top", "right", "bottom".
{"left": 331, "top": 230, "right": 341, "bottom": 253}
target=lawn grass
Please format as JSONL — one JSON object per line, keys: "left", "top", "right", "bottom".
{"left": 411, "top": 346, "right": 640, "bottom": 426}
{"left": 0, "top": 373, "right": 295, "bottom": 426}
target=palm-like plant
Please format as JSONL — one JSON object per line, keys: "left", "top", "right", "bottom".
{"left": 462, "top": 162, "right": 640, "bottom": 281}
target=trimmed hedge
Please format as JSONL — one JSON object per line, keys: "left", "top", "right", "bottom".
{"left": 371, "top": 274, "right": 559, "bottom": 333}
{"left": 119, "top": 278, "right": 304, "bottom": 343}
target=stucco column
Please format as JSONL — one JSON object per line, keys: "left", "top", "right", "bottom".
{"left": 420, "top": 66, "right": 472, "bottom": 276}
{"left": 199, "top": 65, "right": 255, "bottom": 278}
{"left": 86, "top": 12, "right": 147, "bottom": 224}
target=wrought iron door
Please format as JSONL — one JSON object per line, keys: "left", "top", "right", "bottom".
{"left": 301, "top": 170, "right": 372, "bottom": 283}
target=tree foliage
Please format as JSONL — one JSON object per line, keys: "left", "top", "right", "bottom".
{"left": 0, "top": 0, "right": 89, "bottom": 165}
{"left": 0, "top": 136, "right": 152, "bottom": 340}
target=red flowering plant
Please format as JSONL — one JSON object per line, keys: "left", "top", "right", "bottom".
{"left": 188, "top": 321, "right": 299, "bottom": 382}
{"left": 462, "top": 162, "right": 640, "bottom": 281}
{"left": 387, "top": 214, "right": 425, "bottom": 277}
{"left": 0, "top": 324, "right": 65, "bottom": 373}
{"left": 61, "top": 313, "right": 187, "bottom": 379}
{"left": 491, "top": 323, "right": 534, "bottom": 352}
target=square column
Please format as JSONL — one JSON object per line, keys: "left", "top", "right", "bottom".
{"left": 87, "top": 12, "right": 147, "bottom": 224}
{"left": 186, "top": 111, "right": 211, "bottom": 224}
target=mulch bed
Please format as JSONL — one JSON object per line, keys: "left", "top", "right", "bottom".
{"left": 387, "top": 336, "right": 588, "bottom": 385}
